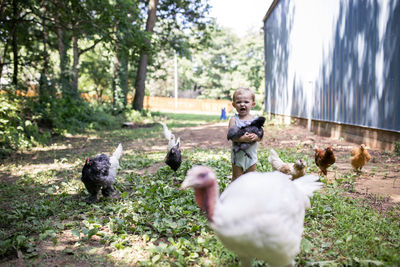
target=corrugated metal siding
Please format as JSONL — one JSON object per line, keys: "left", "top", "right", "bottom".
{"left": 264, "top": 0, "right": 400, "bottom": 133}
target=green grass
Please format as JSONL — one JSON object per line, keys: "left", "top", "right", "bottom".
{"left": 0, "top": 113, "right": 399, "bottom": 266}
{"left": 160, "top": 112, "right": 220, "bottom": 124}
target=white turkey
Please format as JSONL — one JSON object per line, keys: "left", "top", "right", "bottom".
{"left": 160, "top": 122, "right": 182, "bottom": 172}
{"left": 181, "top": 165, "right": 322, "bottom": 267}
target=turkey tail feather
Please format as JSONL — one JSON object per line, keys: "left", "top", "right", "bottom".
{"left": 293, "top": 174, "right": 322, "bottom": 197}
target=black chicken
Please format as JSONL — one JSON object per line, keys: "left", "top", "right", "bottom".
{"left": 161, "top": 122, "right": 182, "bottom": 172}
{"left": 227, "top": 116, "right": 266, "bottom": 164}
{"left": 165, "top": 143, "right": 181, "bottom": 172}
{"left": 81, "top": 143, "right": 123, "bottom": 204}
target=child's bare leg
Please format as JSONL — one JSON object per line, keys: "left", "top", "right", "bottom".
{"left": 244, "top": 163, "right": 257, "bottom": 174}
{"left": 232, "top": 164, "right": 244, "bottom": 181}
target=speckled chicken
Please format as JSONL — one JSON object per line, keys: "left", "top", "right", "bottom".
{"left": 268, "top": 148, "right": 306, "bottom": 180}
{"left": 181, "top": 166, "right": 322, "bottom": 267}
{"left": 81, "top": 143, "right": 122, "bottom": 204}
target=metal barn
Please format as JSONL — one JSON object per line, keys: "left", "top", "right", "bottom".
{"left": 263, "top": 0, "right": 400, "bottom": 150}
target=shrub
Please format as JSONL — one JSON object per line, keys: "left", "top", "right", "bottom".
{"left": 29, "top": 96, "right": 122, "bottom": 135}
{"left": 0, "top": 95, "right": 48, "bottom": 157}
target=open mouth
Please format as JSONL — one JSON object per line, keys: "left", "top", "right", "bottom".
{"left": 240, "top": 107, "right": 246, "bottom": 112}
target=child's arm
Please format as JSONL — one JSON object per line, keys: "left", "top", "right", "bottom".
{"left": 228, "top": 116, "right": 236, "bottom": 130}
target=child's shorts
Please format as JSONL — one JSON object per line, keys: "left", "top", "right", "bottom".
{"left": 232, "top": 147, "right": 257, "bottom": 171}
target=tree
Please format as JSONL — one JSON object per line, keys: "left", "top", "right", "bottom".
{"left": 146, "top": 25, "right": 265, "bottom": 101}
{"left": 132, "top": 0, "right": 158, "bottom": 111}
{"left": 80, "top": 45, "right": 112, "bottom": 102}
{"left": 132, "top": 0, "right": 211, "bottom": 110}
{"left": 0, "top": 0, "right": 34, "bottom": 88}
{"left": 111, "top": 0, "right": 143, "bottom": 111}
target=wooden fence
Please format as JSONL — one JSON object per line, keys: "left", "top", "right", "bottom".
{"left": 143, "top": 96, "right": 233, "bottom": 114}
{"left": 2, "top": 90, "right": 233, "bottom": 114}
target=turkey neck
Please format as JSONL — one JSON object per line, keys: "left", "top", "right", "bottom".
{"left": 194, "top": 181, "right": 219, "bottom": 222}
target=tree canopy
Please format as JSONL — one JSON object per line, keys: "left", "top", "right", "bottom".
{"left": 0, "top": 0, "right": 265, "bottom": 154}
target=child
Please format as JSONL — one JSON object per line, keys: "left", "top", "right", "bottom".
{"left": 228, "top": 87, "right": 262, "bottom": 181}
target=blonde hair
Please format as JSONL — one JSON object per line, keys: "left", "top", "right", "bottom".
{"left": 232, "top": 87, "right": 255, "bottom": 102}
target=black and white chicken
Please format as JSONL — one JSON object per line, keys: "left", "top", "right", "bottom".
{"left": 161, "top": 122, "right": 182, "bottom": 172}
{"left": 227, "top": 116, "right": 266, "bottom": 164}
{"left": 81, "top": 143, "right": 122, "bottom": 204}
{"left": 181, "top": 165, "right": 322, "bottom": 267}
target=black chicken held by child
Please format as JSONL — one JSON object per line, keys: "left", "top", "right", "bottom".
{"left": 227, "top": 116, "right": 265, "bottom": 164}
{"left": 81, "top": 143, "right": 123, "bottom": 204}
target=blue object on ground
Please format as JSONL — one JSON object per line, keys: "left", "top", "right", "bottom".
{"left": 220, "top": 108, "right": 227, "bottom": 120}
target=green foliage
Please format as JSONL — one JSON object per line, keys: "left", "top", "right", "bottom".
{"left": 80, "top": 45, "right": 113, "bottom": 101}
{"left": 147, "top": 25, "right": 265, "bottom": 104}
{"left": 0, "top": 92, "right": 134, "bottom": 155}
{"left": 394, "top": 142, "right": 400, "bottom": 156}
{"left": 28, "top": 96, "right": 123, "bottom": 135}
{"left": 124, "top": 109, "right": 155, "bottom": 124}
{"left": 161, "top": 112, "right": 220, "bottom": 126}
{"left": 0, "top": 95, "right": 49, "bottom": 156}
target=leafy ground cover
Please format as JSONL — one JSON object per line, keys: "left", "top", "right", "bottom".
{"left": 0, "top": 113, "right": 399, "bottom": 266}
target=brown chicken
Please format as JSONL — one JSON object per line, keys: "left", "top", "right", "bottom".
{"left": 268, "top": 148, "right": 306, "bottom": 180}
{"left": 350, "top": 144, "right": 371, "bottom": 172}
{"left": 314, "top": 145, "right": 335, "bottom": 182}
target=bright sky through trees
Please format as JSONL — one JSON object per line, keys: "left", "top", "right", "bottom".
{"left": 209, "top": 0, "right": 273, "bottom": 36}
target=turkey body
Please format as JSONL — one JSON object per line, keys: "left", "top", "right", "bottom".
{"left": 182, "top": 166, "right": 322, "bottom": 267}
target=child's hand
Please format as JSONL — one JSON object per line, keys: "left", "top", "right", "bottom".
{"left": 242, "top": 132, "right": 259, "bottom": 142}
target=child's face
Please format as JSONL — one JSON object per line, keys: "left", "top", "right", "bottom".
{"left": 232, "top": 92, "right": 255, "bottom": 117}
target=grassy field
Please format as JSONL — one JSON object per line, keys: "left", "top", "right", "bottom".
{"left": 0, "top": 112, "right": 399, "bottom": 266}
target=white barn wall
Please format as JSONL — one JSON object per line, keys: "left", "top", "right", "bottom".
{"left": 264, "top": 0, "right": 400, "bottom": 133}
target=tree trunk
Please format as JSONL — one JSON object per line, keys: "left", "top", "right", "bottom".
{"left": 56, "top": 12, "right": 72, "bottom": 96}
{"left": 39, "top": 2, "right": 50, "bottom": 98}
{"left": 112, "top": 22, "right": 120, "bottom": 107}
{"left": 120, "top": 52, "right": 129, "bottom": 108}
{"left": 72, "top": 35, "right": 79, "bottom": 95}
{"left": 12, "top": 0, "right": 18, "bottom": 86}
{"left": 132, "top": 55, "right": 148, "bottom": 110}
{"left": 112, "top": 50, "right": 120, "bottom": 107}
{"left": 0, "top": 27, "right": 12, "bottom": 83}
{"left": 132, "top": 0, "right": 158, "bottom": 110}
